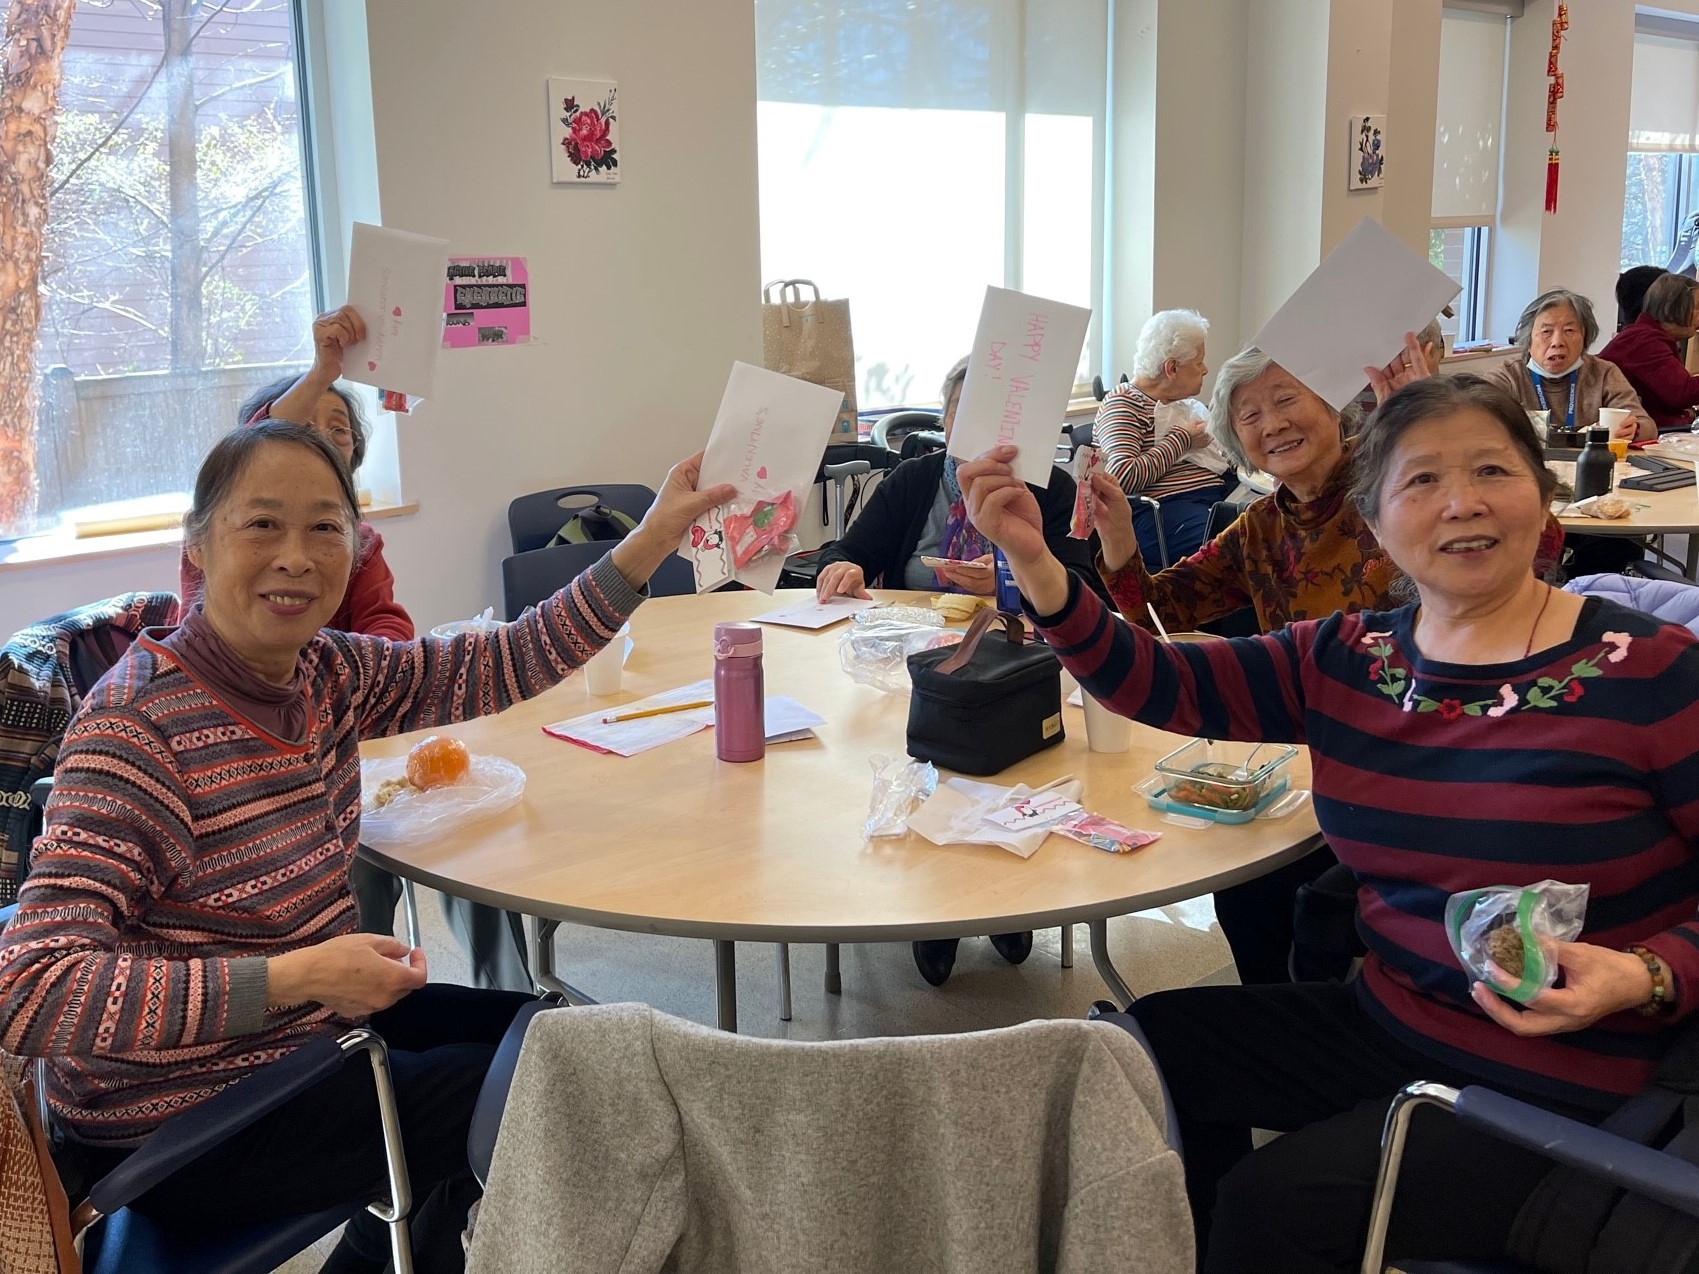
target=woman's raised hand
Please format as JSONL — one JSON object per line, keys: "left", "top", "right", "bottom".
{"left": 1365, "top": 330, "right": 1439, "bottom": 405}
{"left": 611, "top": 452, "right": 738, "bottom": 589}
{"left": 1089, "top": 470, "right": 1139, "bottom": 573}
{"left": 310, "top": 306, "right": 366, "bottom": 383}
{"left": 958, "top": 446, "right": 1071, "bottom": 613}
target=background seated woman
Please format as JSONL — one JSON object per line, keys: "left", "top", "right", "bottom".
{"left": 1598, "top": 271, "right": 1699, "bottom": 432}
{"left": 960, "top": 376, "right": 1697, "bottom": 1274}
{"left": 1094, "top": 308, "right": 1230, "bottom": 562}
{"left": 1486, "top": 288, "right": 1655, "bottom": 442}
{"left": 0, "top": 422, "right": 730, "bottom": 1274}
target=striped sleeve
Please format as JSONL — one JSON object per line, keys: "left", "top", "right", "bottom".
{"left": 0, "top": 708, "right": 270, "bottom": 1058}
{"left": 1032, "top": 569, "right": 1309, "bottom": 744}
{"left": 1100, "top": 506, "right": 1257, "bottom": 631}
{"left": 347, "top": 552, "right": 644, "bottom": 739}
{"left": 1095, "top": 391, "right": 1190, "bottom": 495}
{"left": 1628, "top": 640, "right": 1699, "bottom": 1019}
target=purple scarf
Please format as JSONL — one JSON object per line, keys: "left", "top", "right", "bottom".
{"left": 938, "top": 456, "right": 992, "bottom": 584}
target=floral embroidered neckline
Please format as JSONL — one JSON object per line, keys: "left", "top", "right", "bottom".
{"left": 1361, "top": 627, "right": 1633, "bottom": 720}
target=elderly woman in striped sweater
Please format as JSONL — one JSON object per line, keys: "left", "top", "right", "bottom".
{"left": 0, "top": 422, "right": 732, "bottom": 1274}
{"left": 960, "top": 375, "right": 1699, "bottom": 1274}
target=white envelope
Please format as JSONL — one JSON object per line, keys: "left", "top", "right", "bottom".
{"left": 686, "top": 362, "right": 845, "bottom": 593}
{"left": 343, "top": 222, "right": 452, "bottom": 400}
{"left": 947, "top": 285, "right": 1093, "bottom": 489}
{"left": 1251, "top": 218, "right": 1461, "bottom": 413}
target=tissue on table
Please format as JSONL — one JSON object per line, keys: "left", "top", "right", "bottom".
{"left": 907, "top": 777, "right": 1085, "bottom": 859}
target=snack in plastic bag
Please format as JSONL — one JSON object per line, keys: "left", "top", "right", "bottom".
{"left": 724, "top": 490, "right": 800, "bottom": 568}
{"left": 407, "top": 735, "right": 471, "bottom": 789}
{"left": 1054, "top": 811, "right": 1160, "bottom": 854}
{"left": 360, "top": 752, "right": 526, "bottom": 850}
{"left": 864, "top": 753, "right": 937, "bottom": 839}
{"left": 1070, "top": 445, "right": 1103, "bottom": 539}
{"left": 840, "top": 610, "right": 962, "bottom": 693}
{"left": 1445, "top": 879, "right": 1589, "bottom": 1003}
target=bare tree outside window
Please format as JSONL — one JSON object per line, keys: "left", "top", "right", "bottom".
{"left": 1, "top": 0, "right": 319, "bottom": 538}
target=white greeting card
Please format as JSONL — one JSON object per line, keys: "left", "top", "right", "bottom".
{"left": 946, "top": 285, "right": 1092, "bottom": 489}
{"left": 1250, "top": 218, "right": 1460, "bottom": 412}
{"left": 685, "top": 362, "right": 845, "bottom": 593}
{"left": 344, "top": 222, "right": 452, "bottom": 401}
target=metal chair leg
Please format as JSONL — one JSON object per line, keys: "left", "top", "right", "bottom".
{"left": 340, "top": 1030, "right": 416, "bottom": 1274}
{"left": 775, "top": 944, "right": 793, "bottom": 1021}
{"left": 1360, "top": 1082, "right": 1461, "bottom": 1274}
{"left": 1060, "top": 924, "right": 1074, "bottom": 968}
{"left": 400, "top": 877, "right": 421, "bottom": 950}
{"left": 1129, "top": 494, "right": 1169, "bottom": 568}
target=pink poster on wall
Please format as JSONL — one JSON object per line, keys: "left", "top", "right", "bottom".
{"left": 442, "top": 257, "right": 530, "bottom": 348}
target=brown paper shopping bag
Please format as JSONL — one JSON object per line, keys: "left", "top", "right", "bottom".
{"left": 761, "top": 279, "right": 858, "bottom": 441}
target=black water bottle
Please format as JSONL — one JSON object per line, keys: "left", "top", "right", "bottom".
{"left": 1573, "top": 427, "right": 1615, "bottom": 503}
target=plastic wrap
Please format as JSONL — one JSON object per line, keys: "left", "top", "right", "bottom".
{"left": 864, "top": 754, "right": 937, "bottom": 839}
{"left": 360, "top": 754, "right": 526, "bottom": 850}
{"left": 839, "top": 608, "right": 962, "bottom": 693}
{"left": 1445, "top": 879, "right": 1589, "bottom": 1003}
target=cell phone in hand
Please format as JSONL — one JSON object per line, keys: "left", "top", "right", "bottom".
{"left": 920, "top": 556, "right": 991, "bottom": 572}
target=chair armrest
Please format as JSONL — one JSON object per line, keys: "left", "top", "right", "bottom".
{"left": 467, "top": 998, "right": 554, "bottom": 1186}
{"left": 1453, "top": 1086, "right": 1699, "bottom": 1221}
{"left": 28, "top": 777, "right": 53, "bottom": 811}
{"left": 87, "top": 1033, "right": 349, "bottom": 1214}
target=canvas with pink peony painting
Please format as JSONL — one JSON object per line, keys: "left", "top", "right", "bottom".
{"left": 549, "top": 77, "right": 619, "bottom": 183}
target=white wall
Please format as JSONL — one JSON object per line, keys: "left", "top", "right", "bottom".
{"left": 364, "top": 0, "right": 761, "bottom": 628}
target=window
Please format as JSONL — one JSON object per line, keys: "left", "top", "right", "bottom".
{"left": 2, "top": 0, "right": 322, "bottom": 538}
{"left": 1621, "top": 153, "right": 1689, "bottom": 270}
{"left": 753, "top": 1, "right": 1107, "bottom": 410}
{"left": 1431, "top": 7, "right": 1505, "bottom": 349}
{"left": 1623, "top": 26, "right": 1699, "bottom": 271}
{"left": 1428, "top": 226, "right": 1489, "bottom": 345}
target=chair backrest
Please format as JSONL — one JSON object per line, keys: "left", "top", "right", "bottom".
{"left": 502, "top": 543, "right": 696, "bottom": 620}
{"left": 899, "top": 430, "right": 946, "bottom": 460}
{"left": 871, "top": 410, "right": 941, "bottom": 453}
{"left": 507, "top": 485, "right": 658, "bottom": 556}
{"left": 468, "top": 1004, "right": 1191, "bottom": 1271}
{"left": 1066, "top": 420, "right": 1094, "bottom": 457}
{"left": 0, "top": 1054, "right": 75, "bottom": 1274}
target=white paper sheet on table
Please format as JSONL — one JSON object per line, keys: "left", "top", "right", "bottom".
{"left": 751, "top": 596, "right": 879, "bottom": 630}
{"left": 1250, "top": 218, "right": 1461, "bottom": 413}
{"left": 908, "top": 777, "right": 1085, "bottom": 859}
{"left": 686, "top": 362, "right": 845, "bottom": 594}
{"left": 543, "top": 678, "right": 824, "bottom": 756}
{"left": 342, "top": 222, "right": 452, "bottom": 400}
{"left": 947, "top": 286, "right": 1093, "bottom": 489}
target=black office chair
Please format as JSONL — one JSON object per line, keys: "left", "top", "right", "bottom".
{"left": 502, "top": 541, "right": 696, "bottom": 620}
{"left": 506, "top": 485, "right": 659, "bottom": 555}
{"left": 871, "top": 409, "right": 941, "bottom": 454}
{"left": 1197, "top": 500, "right": 1259, "bottom": 638}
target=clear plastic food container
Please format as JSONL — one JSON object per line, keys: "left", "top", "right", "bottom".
{"left": 1152, "top": 739, "right": 1296, "bottom": 813}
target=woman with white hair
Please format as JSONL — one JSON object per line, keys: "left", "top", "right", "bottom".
{"left": 1093, "top": 309, "right": 1231, "bottom": 562}
{"left": 1486, "top": 288, "right": 1654, "bottom": 442}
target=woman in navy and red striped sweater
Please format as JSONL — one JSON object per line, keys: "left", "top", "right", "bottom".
{"left": 960, "top": 375, "right": 1699, "bottom": 1274}
{"left": 0, "top": 423, "right": 732, "bottom": 1274}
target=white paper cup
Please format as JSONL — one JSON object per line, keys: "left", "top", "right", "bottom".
{"left": 583, "top": 640, "right": 624, "bottom": 696}
{"left": 1081, "top": 693, "right": 1132, "bottom": 753}
{"left": 1599, "top": 407, "right": 1631, "bottom": 437}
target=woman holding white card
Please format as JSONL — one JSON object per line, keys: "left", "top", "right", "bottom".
{"left": 815, "top": 357, "right": 1104, "bottom": 608}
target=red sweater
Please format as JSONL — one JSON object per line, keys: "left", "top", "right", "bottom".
{"left": 177, "top": 522, "right": 415, "bottom": 641}
{"left": 1597, "top": 313, "right": 1699, "bottom": 431}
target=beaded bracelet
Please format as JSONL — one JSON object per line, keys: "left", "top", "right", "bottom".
{"left": 1628, "top": 946, "right": 1673, "bottom": 1017}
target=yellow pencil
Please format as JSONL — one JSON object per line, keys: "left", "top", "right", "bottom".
{"left": 600, "top": 699, "right": 714, "bottom": 725}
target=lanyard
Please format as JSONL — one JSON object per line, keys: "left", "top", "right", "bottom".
{"left": 1528, "top": 369, "right": 1577, "bottom": 432}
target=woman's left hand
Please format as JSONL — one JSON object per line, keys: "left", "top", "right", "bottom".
{"left": 1471, "top": 941, "right": 1655, "bottom": 1036}
{"left": 1365, "top": 330, "right": 1439, "bottom": 405}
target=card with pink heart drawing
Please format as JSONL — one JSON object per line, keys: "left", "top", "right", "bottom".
{"left": 685, "top": 362, "right": 845, "bottom": 593}
{"left": 343, "top": 221, "right": 452, "bottom": 402}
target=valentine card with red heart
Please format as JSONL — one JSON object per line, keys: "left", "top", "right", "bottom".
{"left": 343, "top": 221, "right": 451, "bottom": 401}
{"left": 685, "top": 362, "right": 845, "bottom": 593}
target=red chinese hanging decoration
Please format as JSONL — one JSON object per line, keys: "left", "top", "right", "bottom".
{"left": 1545, "top": 4, "right": 1568, "bottom": 213}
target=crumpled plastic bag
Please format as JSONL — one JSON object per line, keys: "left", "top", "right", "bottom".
{"left": 840, "top": 608, "right": 961, "bottom": 693}
{"left": 1445, "top": 879, "right": 1589, "bottom": 1003}
{"left": 864, "top": 754, "right": 937, "bottom": 839}
{"left": 360, "top": 754, "right": 526, "bottom": 850}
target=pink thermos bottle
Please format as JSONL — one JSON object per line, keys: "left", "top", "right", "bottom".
{"left": 713, "top": 622, "right": 765, "bottom": 763}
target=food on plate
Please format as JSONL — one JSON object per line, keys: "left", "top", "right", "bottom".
{"left": 407, "top": 735, "right": 471, "bottom": 790}
{"left": 930, "top": 593, "right": 991, "bottom": 622}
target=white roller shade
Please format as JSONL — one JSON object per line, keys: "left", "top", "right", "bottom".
{"left": 1432, "top": 9, "right": 1507, "bottom": 225}
{"left": 1630, "top": 33, "right": 1699, "bottom": 152}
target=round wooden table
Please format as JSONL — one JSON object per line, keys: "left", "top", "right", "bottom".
{"left": 1552, "top": 452, "right": 1699, "bottom": 577}
{"left": 360, "top": 590, "right": 1323, "bottom": 1030}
